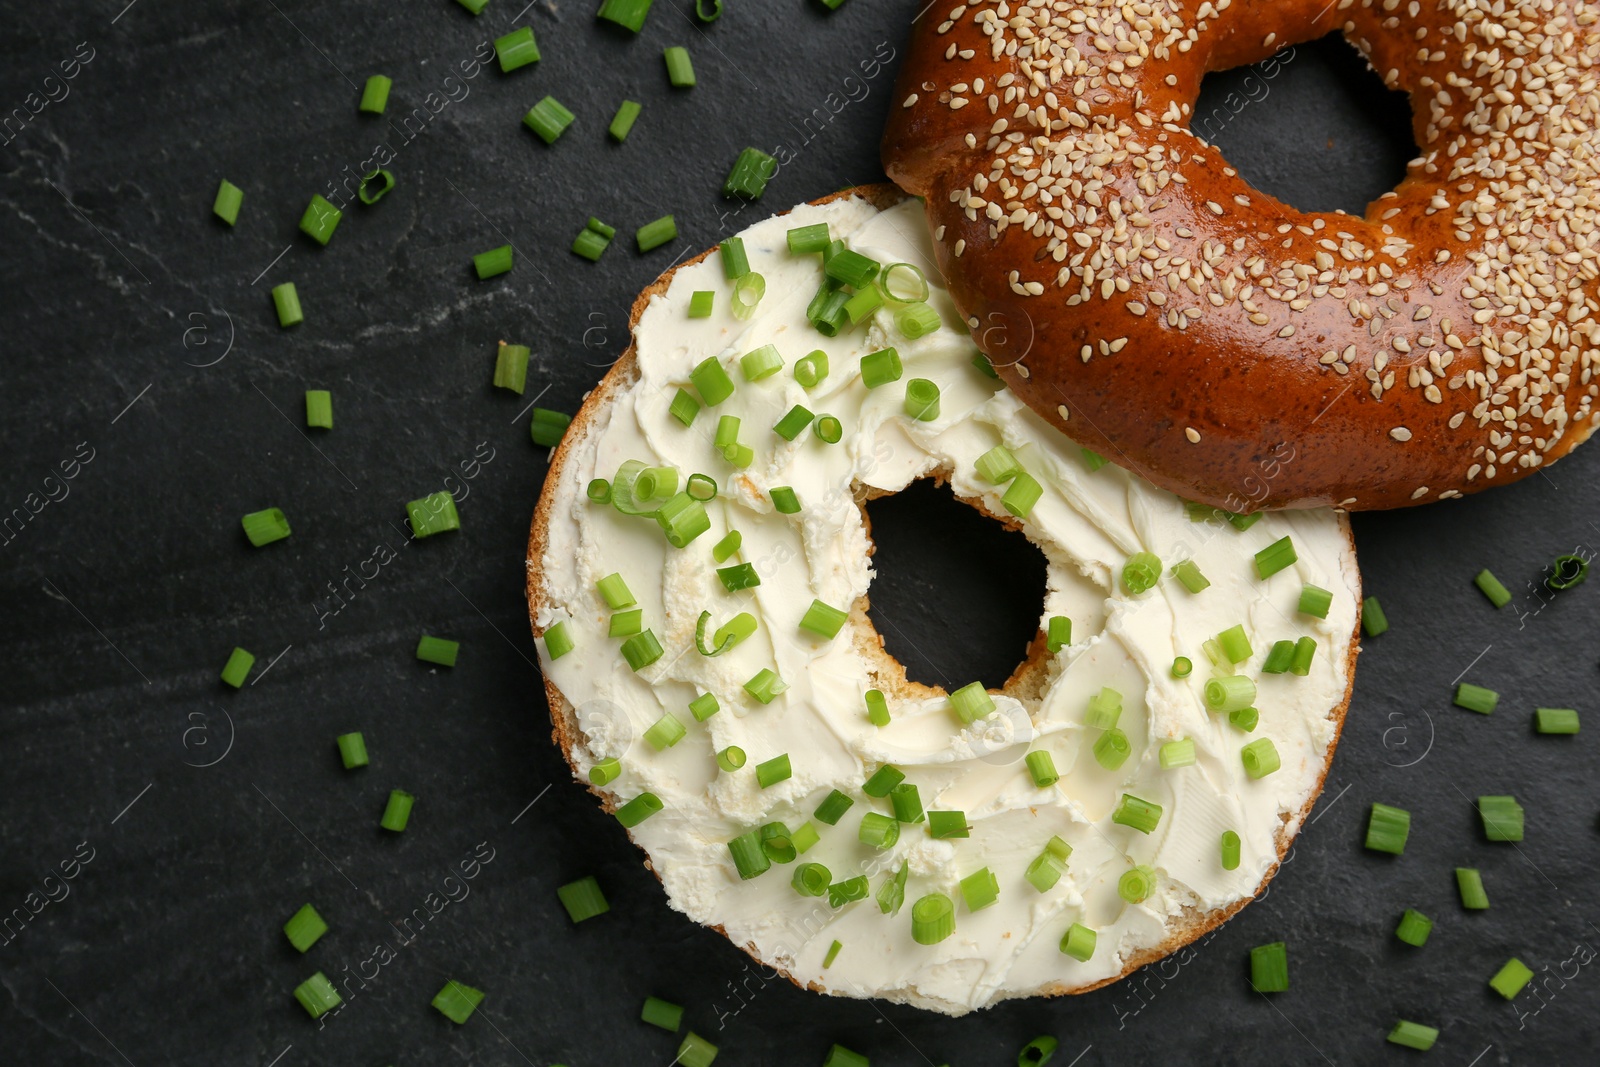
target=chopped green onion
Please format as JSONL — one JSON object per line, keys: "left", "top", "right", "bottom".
{"left": 822, "top": 940, "right": 842, "bottom": 968}
{"left": 1080, "top": 447, "right": 1109, "bottom": 472}
{"left": 959, "top": 867, "right": 999, "bottom": 911}
{"left": 889, "top": 783, "right": 924, "bottom": 823}
{"left": 1018, "top": 1036, "right": 1059, "bottom": 1067}
{"left": 615, "top": 792, "right": 663, "bottom": 827}
{"left": 220, "top": 646, "right": 255, "bottom": 688}
{"left": 1474, "top": 567, "right": 1512, "bottom": 607}
{"left": 416, "top": 635, "right": 460, "bottom": 667}
{"left": 1216, "top": 624, "right": 1252, "bottom": 664}
{"left": 606, "top": 99, "right": 642, "bottom": 142}
{"left": 694, "top": 610, "right": 754, "bottom": 655}
{"left": 1173, "top": 559, "right": 1210, "bottom": 593}
{"left": 895, "top": 301, "right": 942, "bottom": 338}
{"left": 686, "top": 290, "right": 713, "bottom": 318}
{"left": 1204, "top": 674, "right": 1256, "bottom": 713}
{"left": 299, "top": 194, "right": 342, "bottom": 246}
{"left": 473, "top": 244, "right": 513, "bottom": 279}
{"left": 1535, "top": 707, "right": 1579, "bottom": 734}
{"left": 727, "top": 829, "right": 770, "bottom": 880}
{"left": 1171, "top": 656, "right": 1193, "bottom": 678}
{"left": 864, "top": 764, "right": 904, "bottom": 796}
{"left": 597, "top": 572, "right": 636, "bottom": 609}
{"left": 380, "top": 789, "right": 414, "bottom": 832}
{"left": 597, "top": 0, "right": 653, "bottom": 32}
{"left": 666, "top": 388, "right": 700, "bottom": 428}
{"left": 242, "top": 507, "right": 292, "bottom": 547}
{"left": 1122, "top": 551, "right": 1163, "bottom": 595}
{"left": 494, "top": 27, "right": 540, "bottom": 72}
{"left": 752, "top": 755, "right": 791, "bottom": 790}
{"left": 620, "top": 630, "right": 664, "bottom": 671}
{"left": 773, "top": 404, "right": 814, "bottom": 441}
{"left": 878, "top": 262, "right": 929, "bottom": 304}
{"left": 718, "top": 237, "right": 749, "bottom": 279}
{"left": 949, "top": 681, "right": 995, "bottom": 724}
{"left": 828, "top": 876, "right": 869, "bottom": 907}
{"left": 717, "top": 562, "right": 760, "bottom": 591}
{"left": 730, "top": 272, "right": 766, "bottom": 319}
{"left": 1489, "top": 957, "right": 1534, "bottom": 1000}
{"left": 903, "top": 378, "right": 941, "bottom": 421}
{"left": 1477, "top": 795, "right": 1524, "bottom": 842}
{"left": 636, "top": 215, "right": 677, "bottom": 252}
{"left": 715, "top": 746, "right": 745, "bottom": 772}
{"left": 1093, "top": 728, "right": 1131, "bottom": 770}
{"left": 690, "top": 356, "right": 735, "bottom": 405}
{"left": 677, "top": 1034, "right": 717, "bottom": 1067}
{"left": 1159, "top": 738, "right": 1197, "bottom": 769}
{"left": 530, "top": 407, "right": 571, "bottom": 446}
{"left": 1395, "top": 908, "right": 1432, "bottom": 946}
{"left": 662, "top": 46, "right": 695, "bottom": 87}
{"left": 1289, "top": 636, "right": 1317, "bottom": 676}
{"left": 335, "top": 732, "right": 368, "bottom": 770}
{"left": 928, "top": 810, "right": 969, "bottom": 839}
{"left": 815, "top": 415, "right": 843, "bottom": 443}
{"left": 1547, "top": 553, "right": 1589, "bottom": 591}
{"left": 792, "top": 862, "right": 831, "bottom": 896}
{"left": 1117, "top": 864, "right": 1156, "bottom": 903}
{"left": 1240, "top": 738, "right": 1280, "bottom": 779}
{"left": 973, "top": 352, "right": 1000, "bottom": 378}
{"left": 1261, "top": 639, "right": 1295, "bottom": 674}
{"left": 1453, "top": 682, "right": 1499, "bottom": 714}
{"left": 1456, "top": 866, "right": 1489, "bottom": 909}
{"left": 1221, "top": 830, "right": 1241, "bottom": 870}
{"left": 1365, "top": 803, "right": 1411, "bottom": 854}
{"left": 911, "top": 893, "right": 955, "bottom": 944}
{"left": 799, "top": 599, "right": 848, "bottom": 639}
{"left": 814, "top": 789, "right": 854, "bottom": 825}
{"left": 723, "top": 147, "right": 776, "bottom": 199}
{"left": 1297, "top": 584, "right": 1333, "bottom": 618}
{"left": 864, "top": 688, "right": 890, "bottom": 726}
{"left": 740, "top": 343, "right": 783, "bottom": 381}
{"left": 876, "top": 862, "right": 910, "bottom": 915}
{"left": 809, "top": 288, "right": 851, "bottom": 336}
{"left": 283, "top": 903, "right": 328, "bottom": 953}
{"left": 714, "top": 415, "right": 741, "bottom": 452}
{"left": 1084, "top": 686, "right": 1122, "bottom": 730}
{"left": 656, "top": 491, "right": 709, "bottom": 547}
{"left": 588, "top": 757, "right": 621, "bottom": 785}
{"left": 493, "top": 342, "right": 530, "bottom": 394}
{"left": 787, "top": 223, "right": 830, "bottom": 254}
{"left": 1387, "top": 1021, "right": 1439, "bottom": 1051}
{"left": 572, "top": 226, "right": 612, "bottom": 262}
{"left": 860, "top": 347, "right": 902, "bottom": 388}
{"left": 357, "top": 168, "right": 394, "bottom": 204}
{"left": 760, "top": 821, "right": 796, "bottom": 863}
{"left": 975, "top": 444, "right": 1021, "bottom": 484}
{"left": 1228, "top": 706, "right": 1259, "bottom": 732}
{"left": 745, "top": 669, "right": 788, "bottom": 705}
{"left": 858, "top": 812, "right": 900, "bottom": 849}
{"left": 770, "top": 487, "right": 800, "bottom": 514}
{"left": 684, "top": 692, "right": 719, "bottom": 723}
{"left": 794, "top": 350, "right": 829, "bottom": 388}
{"left": 1249, "top": 941, "right": 1289, "bottom": 993}
{"left": 1002, "top": 472, "right": 1043, "bottom": 518}
{"left": 643, "top": 711, "right": 687, "bottom": 751}
{"left": 711, "top": 531, "right": 740, "bottom": 563}
{"left": 271, "top": 282, "right": 303, "bottom": 328}
{"left": 1203, "top": 639, "right": 1229, "bottom": 669}
{"left": 686, "top": 473, "right": 716, "bottom": 502}
{"left": 843, "top": 284, "right": 883, "bottom": 325}
{"left": 1045, "top": 615, "right": 1071, "bottom": 653}
{"left": 543, "top": 621, "right": 574, "bottom": 659}
{"left": 1254, "top": 536, "right": 1298, "bottom": 579}
{"left": 212, "top": 179, "right": 243, "bottom": 225}
{"left": 1025, "top": 848, "right": 1067, "bottom": 892}
{"left": 640, "top": 995, "right": 683, "bottom": 1033}
{"left": 792, "top": 822, "right": 819, "bottom": 853}
{"left": 1025, "top": 750, "right": 1059, "bottom": 787}
{"left": 1112, "top": 794, "right": 1163, "bottom": 834}
{"left": 1361, "top": 595, "right": 1389, "bottom": 636}
{"left": 1060, "top": 923, "right": 1096, "bottom": 962}
{"left": 293, "top": 972, "right": 342, "bottom": 1018}
{"left": 824, "top": 248, "right": 880, "bottom": 288}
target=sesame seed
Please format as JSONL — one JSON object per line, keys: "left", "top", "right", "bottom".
{"left": 1184, "top": 427, "right": 1200, "bottom": 443}
{"left": 1390, "top": 427, "right": 1413, "bottom": 442}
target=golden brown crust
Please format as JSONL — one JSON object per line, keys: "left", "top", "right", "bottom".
{"left": 525, "top": 184, "right": 1360, "bottom": 1007}
{"left": 882, "top": 0, "right": 1600, "bottom": 512}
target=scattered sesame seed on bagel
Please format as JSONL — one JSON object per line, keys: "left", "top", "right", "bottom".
{"left": 883, "top": 0, "right": 1600, "bottom": 511}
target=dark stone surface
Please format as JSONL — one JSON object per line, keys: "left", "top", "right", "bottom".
{"left": 2, "top": 2, "right": 1597, "bottom": 1064}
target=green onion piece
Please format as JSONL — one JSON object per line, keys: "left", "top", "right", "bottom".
{"left": 1453, "top": 682, "right": 1499, "bottom": 714}
{"left": 911, "top": 893, "right": 955, "bottom": 944}
{"left": 220, "top": 646, "right": 255, "bottom": 688}
{"left": 718, "top": 236, "right": 749, "bottom": 279}
{"left": 604, "top": 99, "right": 641, "bottom": 142}
{"left": 620, "top": 630, "right": 664, "bottom": 671}
{"left": 1045, "top": 616, "right": 1072, "bottom": 653}
{"left": 1203, "top": 639, "right": 1229, "bottom": 670}
{"left": 976, "top": 444, "right": 1021, "bottom": 483}
{"left": 588, "top": 757, "right": 621, "bottom": 785}
{"left": 722, "top": 443, "right": 754, "bottom": 468}
{"left": 949, "top": 681, "right": 995, "bottom": 724}
{"left": 293, "top": 972, "right": 342, "bottom": 1018}
{"left": 335, "top": 732, "right": 368, "bottom": 770}
{"left": 1289, "top": 636, "right": 1317, "bottom": 676}
{"left": 860, "top": 347, "right": 902, "bottom": 388}
{"left": 1080, "top": 447, "right": 1109, "bottom": 472}
{"left": 863, "top": 764, "right": 905, "bottom": 797}
{"left": 1365, "top": 803, "right": 1411, "bottom": 854}
{"left": 530, "top": 407, "right": 571, "bottom": 447}
{"left": 271, "top": 282, "right": 303, "bottom": 328}
{"left": 973, "top": 352, "right": 1000, "bottom": 379}
{"left": 1297, "top": 584, "right": 1333, "bottom": 619}
{"left": 357, "top": 168, "right": 394, "bottom": 204}
{"left": 242, "top": 507, "right": 292, "bottom": 546}
{"left": 1093, "top": 728, "right": 1131, "bottom": 770}
{"left": 1122, "top": 551, "right": 1163, "bottom": 595}
{"left": 959, "top": 867, "right": 999, "bottom": 911}
{"left": 727, "top": 829, "right": 770, "bottom": 880}
{"left": 615, "top": 791, "right": 663, "bottom": 827}
{"left": 753, "top": 755, "right": 791, "bottom": 790}
{"left": 1456, "top": 866, "right": 1489, "bottom": 909}
{"left": 473, "top": 244, "right": 513, "bottom": 279}
{"left": 695, "top": 610, "right": 755, "bottom": 655}
{"left": 572, "top": 226, "right": 611, "bottom": 262}
{"left": 1240, "top": 738, "right": 1280, "bottom": 779}
{"left": 299, "top": 194, "right": 342, "bottom": 246}
{"left": 770, "top": 487, "right": 800, "bottom": 514}
{"left": 380, "top": 789, "right": 415, "bottom": 832}
{"left": 711, "top": 530, "right": 740, "bottom": 563}
{"left": 1217, "top": 624, "right": 1252, "bottom": 664}
{"left": 1489, "top": 957, "right": 1534, "bottom": 1000}
{"left": 1387, "top": 1021, "right": 1439, "bottom": 1051}
{"left": 1395, "top": 908, "right": 1432, "bottom": 946}
{"left": 493, "top": 342, "right": 531, "bottom": 394}
{"left": 843, "top": 284, "right": 884, "bottom": 325}
{"left": 683, "top": 693, "right": 719, "bottom": 724}
{"left": 597, "top": 572, "right": 636, "bottom": 610}
{"left": 1171, "top": 655, "right": 1193, "bottom": 678}
{"left": 1261, "top": 639, "right": 1295, "bottom": 674}
{"left": 904, "top": 378, "right": 941, "bottom": 421}
{"left": 283, "top": 903, "right": 328, "bottom": 952}
{"left": 1019, "top": 1036, "right": 1059, "bottom": 1067}
{"left": 656, "top": 491, "right": 710, "bottom": 547}
{"left": 878, "top": 262, "right": 929, "bottom": 304}
{"left": 1159, "top": 738, "right": 1197, "bottom": 769}
{"left": 690, "top": 356, "right": 735, "bottom": 406}
{"left": 889, "top": 783, "right": 924, "bottom": 823}
{"left": 1025, "top": 750, "right": 1059, "bottom": 787}
{"left": 1535, "top": 707, "right": 1579, "bottom": 734}
{"left": 686, "top": 290, "right": 713, "bottom": 318}
{"left": 493, "top": 26, "right": 540, "bottom": 71}
{"left": 824, "top": 248, "right": 880, "bottom": 288}
{"left": 822, "top": 940, "right": 842, "bottom": 968}
{"left": 760, "top": 821, "right": 796, "bottom": 863}
{"left": 740, "top": 343, "right": 783, "bottom": 381}
{"left": 1002, "top": 472, "right": 1043, "bottom": 518}
{"left": 810, "top": 289, "right": 851, "bottom": 336}
{"left": 828, "top": 876, "right": 869, "bottom": 908}
{"left": 1221, "top": 830, "right": 1241, "bottom": 870}
{"left": 643, "top": 711, "right": 687, "bottom": 751}
{"left": 715, "top": 746, "right": 745, "bottom": 772}
{"left": 1060, "top": 923, "right": 1096, "bottom": 962}
{"left": 730, "top": 272, "right": 766, "bottom": 320}
{"left": 1547, "top": 553, "right": 1589, "bottom": 590}
{"left": 773, "top": 404, "right": 814, "bottom": 441}
{"left": 1249, "top": 941, "right": 1289, "bottom": 993}
{"left": 1173, "top": 559, "right": 1210, "bottom": 594}
{"left": 1474, "top": 567, "right": 1512, "bottom": 607}
{"left": 864, "top": 688, "right": 890, "bottom": 726}
{"left": 1112, "top": 793, "right": 1163, "bottom": 834}
{"left": 1254, "top": 536, "right": 1298, "bottom": 579}
{"left": 212, "top": 179, "right": 243, "bottom": 225}
{"left": 542, "top": 621, "right": 574, "bottom": 660}
{"left": 723, "top": 147, "right": 777, "bottom": 199}
{"left": 640, "top": 995, "right": 683, "bottom": 1033}
{"left": 1117, "top": 865, "right": 1156, "bottom": 903}
{"left": 597, "top": 0, "right": 653, "bottom": 31}
{"left": 662, "top": 46, "right": 695, "bottom": 87}
{"left": 815, "top": 415, "right": 843, "bottom": 443}
{"left": 792, "top": 822, "right": 819, "bottom": 853}
{"left": 745, "top": 669, "right": 788, "bottom": 705}
{"left": 356, "top": 74, "right": 393, "bottom": 116}
{"left": 792, "top": 861, "right": 831, "bottom": 896}
{"left": 876, "top": 862, "right": 910, "bottom": 915}
{"left": 814, "top": 789, "right": 854, "bottom": 825}
{"left": 896, "top": 301, "right": 942, "bottom": 339}
{"left": 610, "top": 460, "right": 657, "bottom": 516}
{"left": 858, "top": 812, "right": 900, "bottom": 849}
{"left": 794, "top": 350, "right": 829, "bottom": 388}
{"left": 1361, "top": 595, "right": 1389, "bottom": 636}
{"left": 1477, "top": 795, "right": 1524, "bottom": 842}
{"left": 928, "top": 810, "right": 969, "bottom": 839}
{"left": 636, "top": 214, "right": 677, "bottom": 252}
{"left": 787, "top": 223, "right": 830, "bottom": 254}
{"left": 717, "top": 562, "right": 760, "bottom": 591}
{"left": 713, "top": 415, "right": 741, "bottom": 453}
{"left": 1228, "top": 706, "right": 1259, "bottom": 732}
{"left": 686, "top": 473, "right": 717, "bottom": 502}
{"left": 799, "top": 599, "right": 848, "bottom": 639}
{"left": 416, "top": 635, "right": 460, "bottom": 667}
{"left": 1084, "top": 686, "right": 1123, "bottom": 730}
{"left": 666, "top": 388, "right": 700, "bottom": 428}
{"left": 677, "top": 1033, "right": 717, "bottom": 1067}
{"left": 1204, "top": 674, "right": 1256, "bottom": 712}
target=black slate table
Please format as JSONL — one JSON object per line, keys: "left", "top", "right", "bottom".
{"left": 3, "top": 2, "right": 1598, "bottom": 1064}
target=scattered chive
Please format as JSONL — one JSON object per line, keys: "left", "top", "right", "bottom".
{"left": 1122, "top": 551, "right": 1162, "bottom": 595}
{"left": 1366, "top": 803, "right": 1411, "bottom": 855}
{"left": 271, "top": 282, "right": 303, "bottom": 327}
{"left": 1387, "top": 1021, "right": 1439, "bottom": 1051}
{"left": 1240, "top": 737, "right": 1280, "bottom": 779}
{"left": 292, "top": 972, "right": 341, "bottom": 1018}
{"left": 718, "top": 237, "right": 749, "bottom": 279}
{"left": 656, "top": 491, "right": 710, "bottom": 547}
{"left": 1457, "top": 866, "right": 1489, "bottom": 909}
{"left": 1173, "top": 559, "right": 1210, "bottom": 594}
{"left": 615, "top": 792, "right": 663, "bottom": 827}
{"left": 711, "top": 530, "right": 740, "bottom": 563}
{"left": 1002, "top": 472, "right": 1042, "bottom": 518}
{"left": 1477, "top": 795, "right": 1524, "bottom": 842}
{"left": 1249, "top": 942, "right": 1289, "bottom": 993}
{"left": 859, "top": 812, "right": 900, "bottom": 849}
{"left": 911, "top": 892, "right": 955, "bottom": 944}
{"left": 1298, "top": 584, "right": 1333, "bottom": 619}
{"left": 643, "top": 711, "right": 687, "bottom": 751}
{"left": 729, "top": 272, "right": 765, "bottom": 319}
{"left": 828, "top": 876, "right": 869, "bottom": 907}
{"left": 686, "top": 291, "right": 714, "bottom": 318}
{"left": 864, "top": 688, "right": 890, "bottom": 726}
{"left": 822, "top": 940, "right": 842, "bottom": 968}
{"left": 1091, "top": 727, "right": 1131, "bottom": 770}
{"left": 794, "top": 350, "right": 829, "bottom": 388}
{"left": 1025, "top": 848, "right": 1067, "bottom": 893}
{"left": 889, "top": 783, "right": 924, "bottom": 824}
{"left": 959, "top": 867, "right": 999, "bottom": 911}
{"left": 903, "top": 378, "right": 941, "bottom": 421}
{"left": 792, "top": 862, "right": 831, "bottom": 897}
{"left": 1216, "top": 624, "right": 1252, "bottom": 664}
{"left": 663, "top": 46, "right": 695, "bottom": 88}
{"left": 357, "top": 168, "right": 394, "bottom": 204}
{"left": 691, "top": 356, "right": 735, "bottom": 405}
{"left": 212, "top": 179, "right": 243, "bottom": 225}
{"left": 336, "top": 732, "right": 368, "bottom": 770}
{"left": 1221, "top": 830, "right": 1241, "bottom": 870}
{"left": 494, "top": 26, "right": 540, "bottom": 71}
{"left": 597, "top": 572, "right": 636, "bottom": 610}
{"left": 1117, "top": 865, "right": 1156, "bottom": 903}
{"left": 432, "top": 981, "right": 485, "bottom": 1024}
{"left": 493, "top": 342, "right": 530, "bottom": 394}
{"left": 727, "top": 829, "right": 770, "bottom": 880}
{"left": 723, "top": 147, "right": 776, "bottom": 199}
{"left": 597, "top": 0, "right": 654, "bottom": 32}
{"left": 787, "top": 223, "right": 830, "bottom": 254}
{"left": 843, "top": 285, "right": 883, "bottom": 325}
{"left": 620, "top": 630, "right": 664, "bottom": 671}
{"left": 686, "top": 473, "right": 716, "bottom": 501}
{"left": 792, "top": 822, "right": 819, "bottom": 853}
{"left": 455, "top": 0, "right": 489, "bottom": 12}
{"left": 1547, "top": 553, "right": 1589, "bottom": 591}
{"left": 1112, "top": 794, "right": 1163, "bottom": 833}
{"left": 949, "top": 681, "right": 995, "bottom": 724}
{"left": 609, "top": 99, "right": 642, "bottom": 141}
{"left": 472, "top": 244, "right": 513, "bottom": 279}
{"left": 1535, "top": 707, "right": 1579, "bottom": 734}
{"left": 542, "top": 621, "right": 574, "bottom": 659}
{"left": 1159, "top": 738, "right": 1197, "bottom": 769}
{"left": 815, "top": 415, "right": 843, "bottom": 443}
{"left": 1395, "top": 909, "right": 1433, "bottom": 947}
{"left": 1289, "top": 636, "right": 1317, "bottom": 676}
{"left": 878, "top": 262, "right": 929, "bottom": 304}
{"left": 859, "top": 347, "right": 902, "bottom": 388}
{"left": 814, "top": 789, "right": 854, "bottom": 825}
{"left": 572, "top": 226, "right": 612, "bottom": 262}
{"left": 1060, "top": 923, "right": 1096, "bottom": 962}
{"left": 809, "top": 288, "right": 851, "bottom": 336}
{"left": 876, "top": 862, "right": 909, "bottom": 915}
{"left": 1084, "top": 686, "right": 1123, "bottom": 730}
{"left": 717, "top": 562, "right": 759, "bottom": 591}
{"left": 1080, "top": 447, "right": 1109, "bottom": 472}
{"left": 283, "top": 903, "right": 328, "bottom": 953}
{"left": 824, "top": 248, "right": 880, "bottom": 288}
{"left": 773, "top": 404, "right": 814, "bottom": 441}
{"left": 678, "top": 1034, "right": 717, "bottom": 1067}
{"left": 770, "top": 487, "right": 800, "bottom": 514}
{"left": 760, "top": 821, "right": 796, "bottom": 863}
{"left": 755, "top": 753, "right": 791, "bottom": 787}
{"left": 1204, "top": 674, "right": 1256, "bottom": 713}
{"left": 380, "top": 789, "right": 414, "bottom": 832}
{"left": 1453, "top": 682, "right": 1499, "bottom": 714}
{"left": 416, "top": 635, "right": 459, "bottom": 667}
{"left": 1228, "top": 707, "right": 1259, "bottom": 732}
{"left": 799, "top": 599, "right": 848, "bottom": 639}
{"left": 740, "top": 343, "right": 783, "bottom": 381}
{"left": 1019, "top": 1037, "right": 1059, "bottom": 1067}
{"left": 1474, "top": 568, "right": 1512, "bottom": 607}
{"left": 667, "top": 388, "right": 700, "bottom": 428}
{"left": 714, "top": 415, "right": 741, "bottom": 452}
{"left": 928, "top": 810, "right": 969, "bottom": 839}
{"left": 636, "top": 215, "right": 677, "bottom": 252}
{"left": 641, "top": 995, "right": 683, "bottom": 1032}
{"left": 715, "top": 746, "right": 745, "bottom": 772}
{"left": 1026, "top": 750, "right": 1059, "bottom": 787}
{"left": 1172, "top": 655, "right": 1194, "bottom": 678}
{"left": 530, "top": 407, "right": 571, "bottom": 447}
{"left": 1045, "top": 615, "right": 1072, "bottom": 653}
{"left": 242, "top": 507, "right": 291, "bottom": 547}
{"left": 863, "top": 765, "right": 905, "bottom": 797}
{"left": 220, "top": 646, "right": 255, "bottom": 687}
{"left": 1261, "top": 639, "right": 1296, "bottom": 674}
{"left": 976, "top": 444, "right": 1021, "bottom": 483}
{"left": 973, "top": 352, "right": 999, "bottom": 378}
{"left": 298, "top": 195, "right": 342, "bottom": 246}
{"left": 895, "top": 301, "right": 941, "bottom": 339}
{"left": 406, "top": 491, "right": 460, "bottom": 537}
{"left": 1361, "top": 595, "right": 1389, "bottom": 636}
{"left": 1489, "top": 958, "right": 1534, "bottom": 1000}
{"left": 359, "top": 74, "right": 392, "bottom": 113}
{"left": 588, "top": 757, "right": 621, "bottom": 785}
{"left": 1254, "top": 536, "right": 1298, "bottom": 579}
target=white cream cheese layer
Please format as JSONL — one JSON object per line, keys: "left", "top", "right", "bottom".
{"left": 534, "top": 195, "right": 1360, "bottom": 1016}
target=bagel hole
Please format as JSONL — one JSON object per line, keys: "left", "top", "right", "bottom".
{"left": 863, "top": 478, "right": 1048, "bottom": 693}
{"left": 1193, "top": 33, "right": 1418, "bottom": 215}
